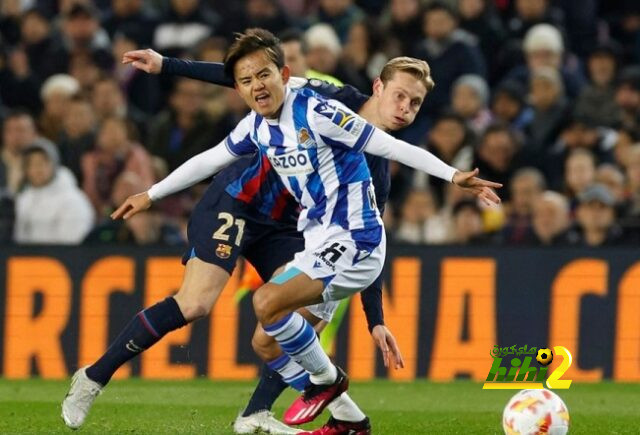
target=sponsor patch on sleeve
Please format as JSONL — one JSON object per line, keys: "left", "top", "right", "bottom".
{"left": 314, "top": 102, "right": 367, "bottom": 136}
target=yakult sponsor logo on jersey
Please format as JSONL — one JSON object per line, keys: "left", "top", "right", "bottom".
{"left": 314, "top": 102, "right": 366, "bottom": 137}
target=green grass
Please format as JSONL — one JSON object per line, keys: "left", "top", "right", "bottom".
{"left": 0, "top": 379, "right": 639, "bottom": 434}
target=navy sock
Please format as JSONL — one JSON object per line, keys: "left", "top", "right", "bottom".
{"left": 86, "top": 297, "right": 187, "bottom": 386}
{"left": 242, "top": 364, "right": 288, "bottom": 417}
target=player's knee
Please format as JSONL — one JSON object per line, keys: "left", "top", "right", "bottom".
{"left": 174, "top": 288, "right": 216, "bottom": 321}
{"left": 252, "top": 285, "right": 278, "bottom": 325}
{"left": 251, "top": 330, "right": 279, "bottom": 360}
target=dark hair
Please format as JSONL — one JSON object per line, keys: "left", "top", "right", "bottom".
{"left": 279, "top": 28, "right": 307, "bottom": 54}
{"left": 224, "top": 28, "right": 284, "bottom": 80}
{"left": 452, "top": 199, "right": 481, "bottom": 216}
{"left": 481, "top": 122, "right": 522, "bottom": 149}
{"left": 424, "top": 1, "right": 459, "bottom": 20}
{"left": 4, "top": 108, "right": 34, "bottom": 123}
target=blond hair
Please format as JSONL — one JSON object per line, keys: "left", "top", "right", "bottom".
{"left": 380, "top": 57, "right": 435, "bottom": 92}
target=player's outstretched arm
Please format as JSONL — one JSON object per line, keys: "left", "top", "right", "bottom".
{"left": 111, "top": 143, "right": 240, "bottom": 220}
{"left": 122, "top": 48, "right": 234, "bottom": 87}
{"left": 364, "top": 130, "right": 502, "bottom": 205}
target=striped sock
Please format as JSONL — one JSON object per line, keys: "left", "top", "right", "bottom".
{"left": 263, "top": 312, "right": 335, "bottom": 383}
{"left": 266, "top": 354, "right": 310, "bottom": 391}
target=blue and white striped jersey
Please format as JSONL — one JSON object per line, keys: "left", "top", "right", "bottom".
{"left": 225, "top": 86, "right": 383, "bottom": 250}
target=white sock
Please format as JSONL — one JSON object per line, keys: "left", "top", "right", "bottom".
{"left": 327, "top": 393, "right": 366, "bottom": 422}
{"left": 309, "top": 362, "right": 337, "bottom": 385}
{"left": 263, "top": 312, "right": 334, "bottom": 382}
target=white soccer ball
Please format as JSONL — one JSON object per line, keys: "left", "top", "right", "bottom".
{"left": 502, "top": 389, "right": 570, "bottom": 434}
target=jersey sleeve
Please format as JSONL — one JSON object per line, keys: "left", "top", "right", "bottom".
{"left": 161, "top": 58, "right": 234, "bottom": 88}
{"left": 365, "top": 129, "right": 458, "bottom": 182}
{"left": 224, "top": 114, "right": 257, "bottom": 157}
{"left": 311, "top": 100, "right": 375, "bottom": 153}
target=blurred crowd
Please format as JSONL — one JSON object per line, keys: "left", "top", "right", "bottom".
{"left": 1, "top": 0, "right": 640, "bottom": 248}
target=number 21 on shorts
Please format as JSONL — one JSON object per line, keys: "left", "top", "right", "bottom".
{"left": 212, "top": 212, "right": 245, "bottom": 246}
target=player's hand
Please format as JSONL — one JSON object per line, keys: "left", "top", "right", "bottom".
{"left": 111, "top": 192, "right": 152, "bottom": 220}
{"left": 122, "top": 48, "right": 163, "bottom": 74}
{"left": 452, "top": 168, "right": 502, "bottom": 206}
{"left": 371, "top": 325, "right": 404, "bottom": 369}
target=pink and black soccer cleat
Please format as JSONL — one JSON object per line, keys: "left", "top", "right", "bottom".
{"left": 284, "top": 366, "right": 349, "bottom": 425}
{"left": 300, "top": 416, "right": 371, "bottom": 435}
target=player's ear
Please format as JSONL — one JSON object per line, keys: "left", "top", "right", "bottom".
{"left": 372, "top": 77, "right": 384, "bottom": 97}
{"left": 281, "top": 64, "right": 291, "bottom": 84}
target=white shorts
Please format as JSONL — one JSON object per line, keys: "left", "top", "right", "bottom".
{"left": 285, "top": 231, "right": 386, "bottom": 321}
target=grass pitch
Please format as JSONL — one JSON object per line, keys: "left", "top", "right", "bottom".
{"left": 0, "top": 379, "right": 638, "bottom": 434}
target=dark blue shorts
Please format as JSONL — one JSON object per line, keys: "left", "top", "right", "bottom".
{"left": 182, "top": 182, "right": 304, "bottom": 281}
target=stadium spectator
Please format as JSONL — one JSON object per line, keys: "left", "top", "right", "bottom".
{"left": 58, "top": 96, "right": 96, "bottom": 184}
{"left": 490, "top": 80, "right": 534, "bottom": 131}
{"left": 506, "top": 0, "right": 565, "bottom": 41}
{"left": 530, "top": 190, "right": 571, "bottom": 245}
{"left": 311, "top": 0, "right": 365, "bottom": 43}
{"left": 146, "top": 78, "right": 220, "bottom": 172}
{"left": 0, "top": 39, "right": 42, "bottom": 114}
{"left": 13, "top": 138, "right": 94, "bottom": 244}
{"left": 595, "top": 163, "right": 627, "bottom": 210}
{"left": 39, "top": 74, "right": 80, "bottom": 142}
{"left": 575, "top": 42, "right": 623, "bottom": 128}
{"left": 564, "top": 148, "right": 596, "bottom": 205}
{"left": 457, "top": 0, "right": 506, "bottom": 82}
{"left": 341, "top": 19, "right": 388, "bottom": 91}
{"left": 395, "top": 188, "right": 448, "bottom": 244}
{"left": 501, "top": 167, "right": 546, "bottom": 244}
{"left": 91, "top": 75, "right": 147, "bottom": 138}
{"left": 0, "top": 0, "right": 22, "bottom": 46}
{"left": 52, "top": 3, "right": 113, "bottom": 72}
{"left": 380, "top": 0, "right": 423, "bottom": 55}
{"left": 277, "top": 28, "right": 341, "bottom": 86}
{"left": 110, "top": 32, "right": 161, "bottom": 115}
{"left": 567, "top": 183, "right": 627, "bottom": 246}
{"left": 0, "top": 110, "right": 38, "bottom": 196}
{"left": 84, "top": 171, "right": 184, "bottom": 245}
{"left": 474, "top": 123, "right": 522, "bottom": 194}
{"left": 451, "top": 74, "right": 493, "bottom": 134}
{"left": 242, "top": 0, "right": 292, "bottom": 35}
{"left": 20, "top": 7, "right": 59, "bottom": 82}
{"left": 412, "top": 1, "right": 486, "bottom": 118}
{"left": 505, "top": 23, "right": 586, "bottom": 100}
{"left": 101, "top": 0, "right": 158, "bottom": 47}
{"left": 525, "top": 67, "right": 569, "bottom": 156}
{"left": 81, "top": 115, "right": 154, "bottom": 217}
{"left": 153, "top": 0, "right": 219, "bottom": 56}
{"left": 303, "top": 23, "right": 366, "bottom": 90}
{"left": 614, "top": 66, "right": 640, "bottom": 131}
{"left": 69, "top": 52, "right": 103, "bottom": 94}
{"left": 451, "top": 199, "right": 492, "bottom": 244}
{"left": 415, "top": 112, "right": 474, "bottom": 203}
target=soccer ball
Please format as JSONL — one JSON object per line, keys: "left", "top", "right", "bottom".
{"left": 536, "top": 348, "right": 554, "bottom": 366}
{"left": 502, "top": 389, "right": 570, "bottom": 435}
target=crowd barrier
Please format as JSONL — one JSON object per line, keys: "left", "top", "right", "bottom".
{"left": 1, "top": 245, "right": 638, "bottom": 381}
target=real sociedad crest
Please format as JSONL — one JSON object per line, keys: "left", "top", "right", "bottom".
{"left": 297, "top": 127, "right": 316, "bottom": 148}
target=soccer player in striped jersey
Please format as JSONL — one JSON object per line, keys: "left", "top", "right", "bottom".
{"left": 113, "top": 29, "right": 500, "bottom": 432}
{"left": 62, "top": 55, "right": 417, "bottom": 435}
